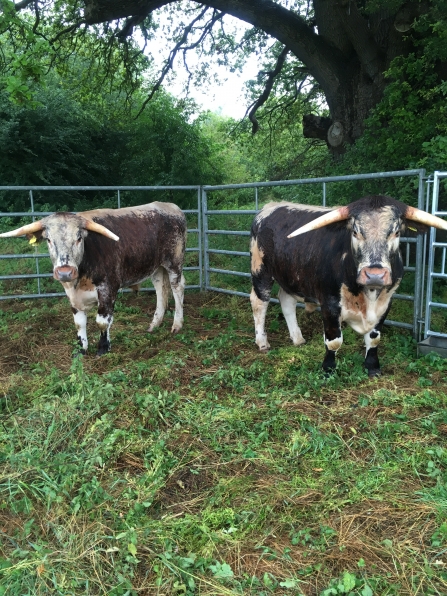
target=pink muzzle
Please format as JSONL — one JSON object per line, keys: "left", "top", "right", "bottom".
{"left": 357, "top": 267, "right": 391, "bottom": 287}
{"left": 54, "top": 266, "right": 78, "bottom": 282}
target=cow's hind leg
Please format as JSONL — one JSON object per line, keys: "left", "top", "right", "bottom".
{"left": 278, "top": 288, "right": 305, "bottom": 346}
{"left": 72, "top": 308, "right": 88, "bottom": 355}
{"left": 148, "top": 267, "right": 170, "bottom": 332}
{"left": 167, "top": 267, "right": 185, "bottom": 334}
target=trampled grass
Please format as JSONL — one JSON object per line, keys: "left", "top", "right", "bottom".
{"left": 1, "top": 291, "right": 447, "bottom": 595}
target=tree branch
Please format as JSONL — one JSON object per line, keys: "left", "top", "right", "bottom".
{"left": 134, "top": 6, "right": 213, "bottom": 119}
{"left": 246, "top": 45, "right": 289, "bottom": 134}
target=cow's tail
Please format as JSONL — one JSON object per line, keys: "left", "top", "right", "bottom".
{"left": 162, "top": 266, "right": 171, "bottom": 307}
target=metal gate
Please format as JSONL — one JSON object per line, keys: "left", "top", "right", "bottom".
{"left": 420, "top": 171, "right": 447, "bottom": 352}
{"left": 202, "top": 169, "right": 427, "bottom": 338}
{"left": 0, "top": 185, "right": 202, "bottom": 300}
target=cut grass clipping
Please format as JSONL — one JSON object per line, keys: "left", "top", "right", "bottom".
{"left": 1, "top": 291, "right": 447, "bottom": 595}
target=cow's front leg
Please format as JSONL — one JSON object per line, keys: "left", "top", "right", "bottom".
{"left": 72, "top": 308, "right": 88, "bottom": 355}
{"left": 321, "top": 300, "right": 343, "bottom": 374}
{"left": 363, "top": 305, "right": 390, "bottom": 377}
{"left": 250, "top": 288, "right": 271, "bottom": 352}
{"left": 96, "top": 291, "right": 115, "bottom": 356}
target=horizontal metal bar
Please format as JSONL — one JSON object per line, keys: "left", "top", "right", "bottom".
{"left": 206, "top": 210, "right": 258, "bottom": 215}
{"left": 204, "top": 169, "right": 424, "bottom": 191}
{"left": 428, "top": 301, "right": 447, "bottom": 309}
{"left": 208, "top": 249, "right": 251, "bottom": 257}
{"left": 394, "top": 294, "right": 414, "bottom": 301}
{"left": 208, "top": 268, "right": 251, "bottom": 278}
{"left": 0, "top": 185, "right": 201, "bottom": 191}
{"left": 426, "top": 330, "right": 447, "bottom": 338}
{"left": 0, "top": 273, "right": 52, "bottom": 280}
{"left": 434, "top": 211, "right": 447, "bottom": 217}
{"left": 433, "top": 242, "right": 447, "bottom": 247}
{"left": 187, "top": 229, "right": 199, "bottom": 233}
{"left": 206, "top": 230, "right": 251, "bottom": 236}
{"left": 0, "top": 208, "right": 198, "bottom": 218}
{"left": 186, "top": 248, "right": 199, "bottom": 252}
{"left": 0, "top": 253, "right": 50, "bottom": 259}
{"left": 383, "top": 319, "right": 413, "bottom": 330}
{"left": 0, "top": 292, "right": 66, "bottom": 300}
{"left": 429, "top": 272, "right": 447, "bottom": 279}
{"left": 0, "top": 285, "right": 201, "bottom": 301}
{"left": 183, "top": 266, "right": 200, "bottom": 271}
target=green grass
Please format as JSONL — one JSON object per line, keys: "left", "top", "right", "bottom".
{"left": 1, "top": 291, "right": 447, "bottom": 595}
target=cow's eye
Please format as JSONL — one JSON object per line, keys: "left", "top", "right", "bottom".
{"left": 47, "top": 238, "right": 51, "bottom": 244}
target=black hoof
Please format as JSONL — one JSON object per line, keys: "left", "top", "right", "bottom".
{"left": 367, "top": 368, "right": 382, "bottom": 378}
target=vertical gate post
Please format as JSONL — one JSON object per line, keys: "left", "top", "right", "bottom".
{"left": 424, "top": 171, "right": 441, "bottom": 336}
{"left": 198, "top": 186, "right": 203, "bottom": 291}
{"left": 29, "top": 190, "right": 41, "bottom": 296}
{"left": 413, "top": 169, "right": 426, "bottom": 339}
{"left": 202, "top": 188, "right": 209, "bottom": 290}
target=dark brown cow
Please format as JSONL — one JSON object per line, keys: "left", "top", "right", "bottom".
{"left": 250, "top": 195, "right": 447, "bottom": 376}
{"left": 0, "top": 202, "right": 186, "bottom": 355}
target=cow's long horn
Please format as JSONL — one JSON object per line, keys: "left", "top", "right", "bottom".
{"left": 0, "top": 220, "right": 44, "bottom": 238}
{"left": 83, "top": 219, "right": 119, "bottom": 241}
{"left": 287, "top": 206, "right": 350, "bottom": 238}
{"left": 406, "top": 206, "right": 447, "bottom": 230}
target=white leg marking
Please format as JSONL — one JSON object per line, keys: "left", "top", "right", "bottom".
{"left": 73, "top": 310, "right": 88, "bottom": 351}
{"left": 278, "top": 287, "right": 305, "bottom": 346}
{"left": 168, "top": 270, "right": 185, "bottom": 333}
{"left": 324, "top": 333, "right": 343, "bottom": 352}
{"left": 250, "top": 288, "right": 270, "bottom": 352}
{"left": 96, "top": 313, "right": 113, "bottom": 342}
{"left": 149, "top": 267, "right": 169, "bottom": 332}
{"left": 364, "top": 329, "right": 381, "bottom": 356}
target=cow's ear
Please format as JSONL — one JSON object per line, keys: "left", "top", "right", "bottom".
{"left": 403, "top": 219, "right": 428, "bottom": 235}
{"left": 26, "top": 230, "right": 45, "bottom": 244}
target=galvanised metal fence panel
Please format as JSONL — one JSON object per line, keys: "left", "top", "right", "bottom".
{"left": 424, "top": 171, "right": 447, "bottom": 339}
{"left": 202, "top": 169, "right": 427, "bottom": 338}
{"left": 0, "top": 186, "right": 202, "bottom": 300}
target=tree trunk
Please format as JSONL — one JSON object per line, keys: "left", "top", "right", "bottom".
{"left": 83, "top": 0, "right": 423, "bottom": 153}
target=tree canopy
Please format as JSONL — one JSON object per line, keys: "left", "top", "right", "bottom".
{"left": 2, "top": 0, "right": 447, "bottom": 157}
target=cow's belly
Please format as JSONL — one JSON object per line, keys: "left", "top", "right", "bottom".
{"left": 340, "top": 283, "right": 399, "bottom": 335}
{"left": 62, "top": 281, "right": 98, "bottom": 312}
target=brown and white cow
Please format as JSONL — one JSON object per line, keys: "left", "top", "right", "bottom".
{"left": 0, "top": 202, "right": 187, "bottom": 355}
{"left": 250, "top": 195, "right": 447, "bottom": 376}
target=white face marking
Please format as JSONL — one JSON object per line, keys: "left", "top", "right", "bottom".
{"left": 350, "top": 207, "right": 402, "bottom": 272}
{"left": 43, "top": 215, "right": 88, "bottom": 271}
{"left": 73, "top": 310, "right": 88, "bottom": 351}
{"left": 324, "top": 333, "right": 343, "bottom": 352}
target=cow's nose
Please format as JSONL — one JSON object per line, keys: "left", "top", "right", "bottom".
{"left": 54, "top": 266, "right": 78, "bottom": 282}
{"left": 365, "top": 270, "right": 385, "bottom": 281}
{"left": 357, "top": 267, "right": 391, "bottom": 287}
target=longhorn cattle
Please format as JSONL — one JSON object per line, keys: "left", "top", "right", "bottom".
{"left": 250, "top": 195, "right": 447, "bottom": 376}
{"left": 0, "top": 202, "right": 187, "bottom": 355}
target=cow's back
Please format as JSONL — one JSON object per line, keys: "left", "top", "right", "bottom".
{"left": 78, "top": 202, "right": 186, "bottom": 289}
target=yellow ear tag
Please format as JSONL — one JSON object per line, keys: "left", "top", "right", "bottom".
{"left": 29, "top": 235, "right": 37, "bottom": 244}
{"left": 408, "top": 226, "right": 417, "bottom": 232}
